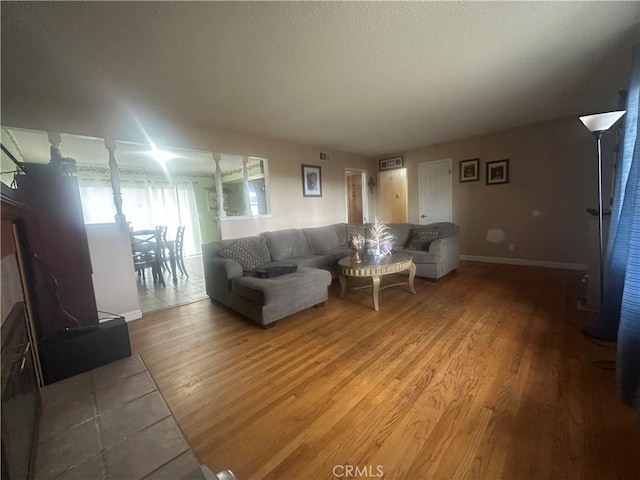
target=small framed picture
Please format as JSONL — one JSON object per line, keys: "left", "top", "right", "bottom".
{"left": 379, "top": 156, "right": 404, "bottom": 171}
{"left": 459, "top": 158, "right": 480, "bottom": 182}
{"left": 302, "top": 164, "right": 322, "bottom": 197}
{"left": 486, "top": 159, "right": 509, "bottom": 185}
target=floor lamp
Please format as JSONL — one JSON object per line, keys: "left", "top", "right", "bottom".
{"left": 578, "top": 110, "right": 626, "bottom": 311}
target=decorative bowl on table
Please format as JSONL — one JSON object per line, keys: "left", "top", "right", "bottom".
{"left": 348, "top": 233, "right": 365, "bottom": 263}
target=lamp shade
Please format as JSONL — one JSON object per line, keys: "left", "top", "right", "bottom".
{"left": 579, "top": 110, "right": 626, "bottom": 133}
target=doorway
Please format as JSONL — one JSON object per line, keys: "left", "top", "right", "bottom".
{"left": 378, "top": 168, "right": 408, "bottom": 223}
{"left": 345, "top": 170, "right": 367, "bottom": 223}
{"left": 418, "top": 159, "right": 452, "bottom": 224}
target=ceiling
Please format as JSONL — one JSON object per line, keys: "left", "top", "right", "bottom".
{"left": 1, "top": 1, "right": 639, "bottom": 157}
{"left": 0, "top": 126, "right": 260, "bottom": 173}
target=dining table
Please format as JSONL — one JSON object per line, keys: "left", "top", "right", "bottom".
{"left": 130, "top": 229, "right": 178, "bottom": 284}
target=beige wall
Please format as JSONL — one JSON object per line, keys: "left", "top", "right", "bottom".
{"left": 1, "top": 101, "right": 374, "bottom": 240}
{"left": 219, "top": 143, "right": 372, "bottom": 239}
{"left": 86, "top": 223, "right": 141, "bottom": 321}
{"left": 2, "top": 99, "right": 615, "bottom": 265}
{"left": 398, "top": 116, "right": 616, "bottom": 266}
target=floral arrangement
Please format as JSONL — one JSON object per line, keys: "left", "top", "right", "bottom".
{"left": 366, "top": 217, "right": 396, "bottom": 257}
{"left": 347, "top": 218, "right": 396, "bottom": 262}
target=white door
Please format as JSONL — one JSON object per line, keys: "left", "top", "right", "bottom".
{"left": 418, "top": 159, "right": 452, "bottom": 224}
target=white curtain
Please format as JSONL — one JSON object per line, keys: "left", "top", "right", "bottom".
{"left": 79, "top": 180, "right": 203, "bottom": 257}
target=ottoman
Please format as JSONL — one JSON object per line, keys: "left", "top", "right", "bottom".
{"left": 228, "top": 266, "right": 332, "bottom": 327}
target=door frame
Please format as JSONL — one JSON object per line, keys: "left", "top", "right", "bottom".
{"left": 344, "top": 169, "right": 369, "bottom": 223}
{"left": 418, "top": 159, "right": 452, "bottom": 224}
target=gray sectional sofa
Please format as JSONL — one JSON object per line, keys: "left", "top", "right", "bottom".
{"left": 202, "top": 222, "right": 459, "bottom": 328}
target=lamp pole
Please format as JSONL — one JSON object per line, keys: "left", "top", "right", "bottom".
{"left": 579, "top": 110, "right": 626, "bottom": 304}
{"left": 595, "top": 131, "right": 605, "bottom": 300}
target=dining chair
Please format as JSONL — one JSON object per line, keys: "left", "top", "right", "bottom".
{"left": 130, "top": 229, "right": 165, "bottom": 286}
{"left": 155, "top": 226, "right": 169, "bottom": 272}
{"left": 174, "top": 225, "right": 188, "bottom": 277}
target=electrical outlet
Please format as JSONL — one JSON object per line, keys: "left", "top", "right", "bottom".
{"left": 509, "top": 243, "right": 515, "bottom": 251}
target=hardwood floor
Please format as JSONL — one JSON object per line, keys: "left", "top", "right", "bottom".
{"left": 128, "top": 262, "right": 640, "bottom": 480}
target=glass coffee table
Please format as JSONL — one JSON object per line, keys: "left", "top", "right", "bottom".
{"left": 338, "top": 252, "right": 416, "bottom": 311}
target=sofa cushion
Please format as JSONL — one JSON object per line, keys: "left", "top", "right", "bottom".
{"left": 347, "top": 224, "right": 367, "bottom": 240}
{"left": 264, "top": 229, "right": 312, "bottom": 261}
{"left": 232, "top": 266, "right": 331, "bottom": 305}
{"left": 251, "top": 236, "right": 273, "bottom": 264}
{"left": 330, "top": 223, "right": 348, "bottom": 246}
{"left": 288, "top": 254, "right": 337, "bottom": 271}
{"left": 396, "top": 248, "right": 439, "bottom": 264}
{"left": 212, "top": 236, "right": 271, "bottom": 264}
{"left": 303, "top": 226, "right": 341, "bottom": 254}
{"left": 406, "top": 226, "right": 440, "bottom": 250}
{"left": 347, "top": 223, "right": 367, "bottom": 246}
{"left": 219, "top": 239, "right": 265, "bottom": 272}
{"left": 426, "top": 222, "right": 459, "bottom": 238}
{"left": 387, "top": 223, "right": 412, "bottom": 248}
{"left": 323, "top": 246, "right": 354, "bottom": 262}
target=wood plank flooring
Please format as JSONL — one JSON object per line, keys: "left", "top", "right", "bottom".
{"left": 128, "top": 262, "right": 640, "bottom": 480}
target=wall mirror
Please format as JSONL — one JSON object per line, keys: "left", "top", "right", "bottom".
{"left": 0, "top": 126, "right": 271, "bottom": 249}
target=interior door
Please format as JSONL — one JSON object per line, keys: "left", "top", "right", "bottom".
{"left": 418, "top": 159, "right": 452, "bottom": 224}
{"left": 378, "top": 168, "right": 408, "bottom": 223}
{"left": 346, "top": 173, "right": 363, "bottom": 223}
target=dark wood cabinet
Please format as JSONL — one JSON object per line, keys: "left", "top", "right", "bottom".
{"left": 4, "top": 167, "right": 130, "bottom": 387}
{"left": 14, "top": 170, "right": 98, "bottom": 338}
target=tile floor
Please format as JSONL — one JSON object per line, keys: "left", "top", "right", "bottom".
{"left": 35, "top": 355, "right": 203, "bottom": 479}
{"left": 135, "top": 255, "right": 208, "bottom": 314}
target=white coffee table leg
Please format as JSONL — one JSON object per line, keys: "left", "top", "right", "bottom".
{"left": 371, "top": 275, "right": 381, "bottom": 311}
{"left": 408, "top": 263, "right": 416, "bottom": 294}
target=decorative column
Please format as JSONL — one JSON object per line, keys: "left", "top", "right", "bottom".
{"left": 105, "top": 139, "right": 126, "bottom": 224}
{"left": 242, "top": 157, "right": 252, "bottom": 216}
{"left": 214, "top": 154, "right": 226, "bottom": 218}
{"left": 47, "top": 132, "right": 62, "bottom": 164}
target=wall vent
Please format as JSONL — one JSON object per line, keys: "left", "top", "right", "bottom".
{"left": 319, "top": 152, "right": 330, "bottom": 161}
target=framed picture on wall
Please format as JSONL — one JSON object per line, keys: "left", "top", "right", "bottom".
{"left": 459, "top": 158, "right": 480, "bottom": 182}
{"left": 302, "top": 164, "right": 322, "bottom": 197}
{"left": 486, "top": 159, "right": 509, "bottom": 185}
{"left": 379, "top": 156, "right": 404, "bottom": 171}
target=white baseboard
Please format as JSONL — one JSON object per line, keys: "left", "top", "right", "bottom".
{"left": 122, "top": 309, "right": 143, "bottom": 322}
{"left": 460, "top": 255, "right": 586, "bottom": 271}
{"left": 99, "top": 309, "right": 143, "bottom": 323}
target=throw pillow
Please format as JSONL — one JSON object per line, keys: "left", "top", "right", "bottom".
{"left": 405, "top": 226, "right": 440, "bottom": 251}
{"left": 219, "top": 240, "right": 264, "bottom": 272}
{"left": 347, "top": 223, "right": 367, "bottom": 241}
